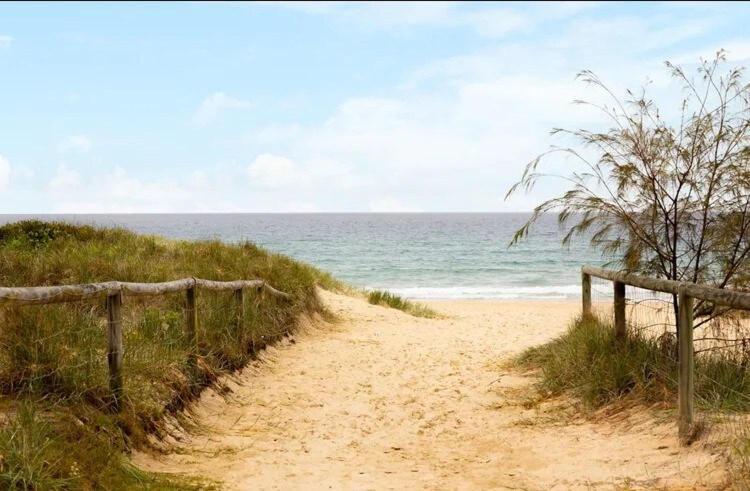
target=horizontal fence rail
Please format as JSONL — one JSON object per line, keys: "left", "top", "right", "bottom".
{"left": 0, "top": 277, "right": 292, "bottom": 305}
{"left": 581, "top": 265, "right": 750, "bottom": 443}
{"left": 582, "top": 266, "right": 750, "bottom": 310}
{"left": 0, "top": 277, "right": 292, "bottom": 411}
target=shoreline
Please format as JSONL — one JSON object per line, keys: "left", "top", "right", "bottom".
{"left": 374, "top": 284, "right": 584, "bottom": 302}
{"left": 421, "top": 297, "right": 581, "bottom": 303}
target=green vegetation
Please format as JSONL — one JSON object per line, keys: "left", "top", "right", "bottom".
{"left": 0, "top": 220, "right": 335, "bottom": 489}
{"left": 366, "top": 289, "right": 440, "bottom": 318}
{"left": 507, "top": 53, "right": 750, "bottom": 331}
{"left": 503, "top": 51, "right": 750, "bottom": 484}
{"left": 517, "top": 316, "right": 750, "bottom": 412}
{"left": 520, "top": 316, "right": 750, "bottom": 486}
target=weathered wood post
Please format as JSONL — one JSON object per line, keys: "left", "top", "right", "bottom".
{"left": 582, "top": 270, "right": 592, "bottom": 318}
{"left": 678, "top": 286, "right": 694, "bottom": 443}
{"left": 613, "top": 281, "right": 626, "bottom": 340}
{"left": 106, "top": 291, "right": 124, "bottom": 411}
{"left": 186, "top": 284, "right": 198, "bottom": 375}
{"left": 234, "top": 288, "right": 244, "bottom": 334}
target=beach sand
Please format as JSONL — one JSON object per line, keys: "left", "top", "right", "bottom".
{"left": 134, "top": 290, "right": 727, "bottom": 489}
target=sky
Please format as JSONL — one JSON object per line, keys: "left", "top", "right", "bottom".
{"left": 1, "top": 1, "right": 749, "bottom": 213}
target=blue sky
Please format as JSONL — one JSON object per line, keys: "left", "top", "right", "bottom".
{"left": 1, "top": 1, "right": 748, "bottom": 212}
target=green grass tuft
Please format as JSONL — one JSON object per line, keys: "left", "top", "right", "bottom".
{"left": 0, "top": 220, "right": 336, "bottom": 488}
{"left": 0, "top": 405, "right": 70, "bottom": 490}
{"left": 517, "top": 316, "right": 750, "bottom": 411}
{"left": 366, "top": 289, "right": 440, "bottom": 318}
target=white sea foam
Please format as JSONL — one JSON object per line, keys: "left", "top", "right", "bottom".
{"left": 378, "top": 284, "right": 582, "bottom": 300}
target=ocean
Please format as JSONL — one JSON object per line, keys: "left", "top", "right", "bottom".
{"left": 0, "top": 213, "right": 606, "bottom": 300}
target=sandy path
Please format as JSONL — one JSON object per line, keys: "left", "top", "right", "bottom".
{"left": 135, "top": 290, "right": 727, "bottom": 490}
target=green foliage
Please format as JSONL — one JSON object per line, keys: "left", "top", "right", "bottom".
{"left": 517, "top": 316, "right": 675, "bottom": 407}
{"left": 0, "top": 220, "right": 332, "bottom": 488}
{"left": 366, "top": 290, "right": 439, "bottom": 318}
{"left": 507, "top": 52, "right": 750, "bottom": 318}
{"left": 0, "top": 405, "right": 70, "bottom": 490}
{"left": 517, "top": 316, "right": 750, "bottom": 411}
{"left": 0, "top": 404, "right": 202, "bottom": 490}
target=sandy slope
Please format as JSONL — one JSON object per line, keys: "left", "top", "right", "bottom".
{"left": 134, "top": 290, "right": 727, "bottom": 490}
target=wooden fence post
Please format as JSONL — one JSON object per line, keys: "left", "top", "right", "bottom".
{"left": 582, "top": 271, "right": 592, "bottom": 318}
{"left": 234, "top": 288, "right": 244, "bottom": 333}
{"left": 106, "top": 291, "right": 123, "bottom": 411}
{"left": 678, "top": 287, "right": 694, "bottom": 442}
{"left": 614, "top": 281, "right": 626, "bottom": 340}
{"left": 186, "top": 285, "right": 198, "bottom": 373}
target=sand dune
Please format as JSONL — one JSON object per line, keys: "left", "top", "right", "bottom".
{"left": 134, "top": 290, "right": 727, "bottom": 490}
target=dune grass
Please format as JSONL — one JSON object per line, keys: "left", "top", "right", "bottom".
{"left": 518, "top": 315, "right": 750, "bottom": 486}
{"left": 0, "top": 220, "right": 335, "bottom": 489}
{"left": 366, "top": 289, "right": 440, "bottom": 318}
{"left": 516, "top": 316, "right": 750, "bottom": 412}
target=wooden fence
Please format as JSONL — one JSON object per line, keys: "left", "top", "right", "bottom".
{"left": 581, "top": 265, "right": 750, "bottom": 442}
{"left": 0, "top": 278, "right": 291, "bottom": 411}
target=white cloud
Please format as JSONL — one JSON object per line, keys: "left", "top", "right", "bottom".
{"left": 187, "top": 169, "right": 209, "bottom": 188}
{"left": 247, "top": 153, "right": 360, "bottom": 192}
{"left": 46, "top": 163, "right": 289, "bottom": 213}
{"left": 275, "top": 2, "right": 454, "bottom": 28}
{"left": 51, "top": 166, "right": 196, "bottom": 213}
{"left": 368, "top": 196, "right": 421, "bottom": 212}
{"left": 192, "top": 92, "right": 252, "bottom": 126}
{"left": 0, "top": 35, "right": 12, "bottom": 48}
{"left": 104, "top": 167, "right": 191, "bottom": 203}
{"left": 250, "top": 123, "right": 303, "bottom": 146}
{"left": 256, "top": 74, "right": 590, "bottom": 183}
{"left": 671, "top": 41, "right": 750, "bottom": 65}
{"left": 247, "top": 154, "right": 300, "bottom": 188}
{"left": 8, "top": 3, "right": 743, "bottom": 213}
{"left": 714, "top": 42, "right": 750, "bottom": 61}
{"left": 12, "top": 165, "right": 35, "bottom": 181}
{"left": 0, "top": 155, "right": 11, "bottom": 191}
{"left": 48, "top": 164, "right": 81, "bottom": 193}
{"left": 274, "top": 2, "right": 531, "bottom": 38}
{"left": 273, "top": 1, "right": 606, "bottom": 39}
{"left": 60, "top": 135, "right": 93, "bottom": 154}
{"left": 463, "top": 9, "right": 527, "bottom": 38}
{"left": 556, "top": 15, "right": 712, "bottom": 55}
{"left": 244, "top": 7, "right": 736, "bottom": 212}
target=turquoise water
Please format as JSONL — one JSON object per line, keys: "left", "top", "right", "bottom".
{"left": 0, "top": 213, "right": 606, "bottom": 299}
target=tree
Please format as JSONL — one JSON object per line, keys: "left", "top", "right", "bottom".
{"left": 506, "top": 51, "right": 750, "bottom": 328}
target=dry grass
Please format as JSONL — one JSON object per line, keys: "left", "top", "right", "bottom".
{"left": 517, "top": 315, "right": 750, "bottom": 486}
{"left": 517, "top": 316, "right": 750, "bottom": 412}
{"left": 0, "top": 220, "right": 334, "bottom": 489}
